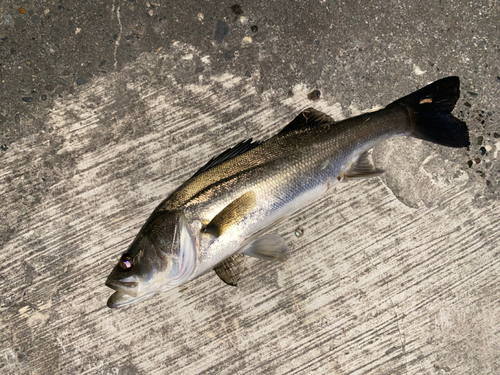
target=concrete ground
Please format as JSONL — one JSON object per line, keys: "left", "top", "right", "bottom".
{"left": 1, "top": 0, "right": 499, "bottom": 374}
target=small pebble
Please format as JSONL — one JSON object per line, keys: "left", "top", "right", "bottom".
{"left": 18, "top": 7, "right": 27, "bottom": 14}
{"left": 479, "top": 147, "right": 486, "bottom": 155}
{"left": 242, "top": 36, "right": 252, "bottom": 45}
{"left": 239, "top": 16, "right": 248, "bottom": 25}
{"left": 41, "top": 94, "right": 47, "bottom": 101}
{"left": 251, "top": 25, "right": 258, "bottom": 33}
{"left": 1, "top": 144, "right": 8, "bottom": 151}
{"left": 464, "top": 102, "right": 471, "bottom": 108}
{"left": 257, "top": 16, "right": 267, "bottom": 27}
{"left": 467, "top": 160, "right": 473, "bottom": 168}
{"left": 307, "top": 89, "right": 321, "bottom": 101}
{"left": 476, "top": 136, "right": 483, "bottom": 145}
{"left": 494, "top": 132, "right": 500, "bottom": 138}
{"left": 230, "top": 4, "right": 243, "bottom": 15}
{"left": 485, "top": 145, "right": 493, "bottom": 152}
{"left": 15, "top": 114, "right": 20, "bottom": 123}
{"left": 294, "top": 228, "right": 304, "bottom": 237}
{"left": 76, "top": 78, "right": 86, "bottom": 86}
{"left": 197, "top": 13, "right": 204, "bottom": 21}
{"left": 474, "top": 158, "right": 481, "bottom": 164}
{"left": 22, "top": 97, "right": 33, "bottom": 102}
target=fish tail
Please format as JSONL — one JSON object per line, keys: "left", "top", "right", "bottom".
{"left": 388, "top": 76, "right": 470, "bottom": 148}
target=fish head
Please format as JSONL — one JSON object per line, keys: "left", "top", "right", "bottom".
{"left": 105, "top": 210, "right": 197, "bottom": 308}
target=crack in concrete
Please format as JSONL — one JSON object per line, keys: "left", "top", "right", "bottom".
{"left": 112, "top": 1, "right": 122, "bottom": 70}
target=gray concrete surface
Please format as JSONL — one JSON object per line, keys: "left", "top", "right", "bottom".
{"left": 1, "top": 1, "right": 499, "bottom": 374}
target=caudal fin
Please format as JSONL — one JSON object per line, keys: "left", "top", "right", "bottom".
{"left": 388, "top": 76, "right": 470, "bottom": 148}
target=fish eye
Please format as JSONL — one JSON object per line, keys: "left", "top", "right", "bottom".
{"left": 119, "top": 254, "right": 134, "bottom": 270}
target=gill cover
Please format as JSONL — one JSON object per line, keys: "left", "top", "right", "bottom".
{"left": 161, "top": 210, "right": 198, "bottom": 288}
{"left": 106, "top": 210, "right": 197, "bottom": 308}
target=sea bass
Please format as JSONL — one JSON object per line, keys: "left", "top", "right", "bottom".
{"left": 105, "top": 76, "right": 469, "bottom": 308}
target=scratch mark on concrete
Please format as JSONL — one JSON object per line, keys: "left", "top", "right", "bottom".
{"left": 363, "top": 249, "right": 409, "bottom": 375}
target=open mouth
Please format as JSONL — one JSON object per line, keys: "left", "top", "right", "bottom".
{"left": 107, "top": 291, "right": 140, "bottom": 308}
{"left": 105, "top": 278, "right": 145, "bottom": 308}
{"left": 105, "top": 279, "right": 138, "bottom": 293}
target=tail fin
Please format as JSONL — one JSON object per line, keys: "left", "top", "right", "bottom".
{"left": 387, "top": 76, "right": 470, "bottom": 148}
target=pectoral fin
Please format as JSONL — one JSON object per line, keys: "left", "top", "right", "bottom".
{"left": 213, "top": 253, "right": 246, "bottom": 286}
{"left": 344, "top": 149, "right": 384, "bottom": 180}
{"left": 241, "top": 234, "right": 290, "bottom": 262}
{"left": 204, "top": 191, "right": 256, "bottom": 237}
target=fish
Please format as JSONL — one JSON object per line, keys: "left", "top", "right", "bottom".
{"left": 105, "top": 76, "right": 469, "bottom": 308}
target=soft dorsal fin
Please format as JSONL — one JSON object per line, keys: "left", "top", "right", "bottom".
{"left": 192, "top": 139, "right": 261, "bottom": 177}
{"left": 213, "top": 253, "right": 246, "bottom": 286}
{"left": 278, "top": 108, "right": 335, "bottom": 134}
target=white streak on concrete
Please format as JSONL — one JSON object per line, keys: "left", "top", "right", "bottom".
{"left": 113, "top": 2, "right": 122, "bottom": 69}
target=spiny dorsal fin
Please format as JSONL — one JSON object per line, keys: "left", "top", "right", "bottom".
{"left": 192, "top": 139, "right": 261, "bottom": 177}
{"left": 278, "top": 108, "right": 335, "bottom": 134}
{"left": 344, "top": 149, "right": 384, "bottom": 180}
{"left": 203, "top": 191, "right": 257, "bottom": 237}
{"left": 213, "top": 253, "right": 246, "bottom": 286}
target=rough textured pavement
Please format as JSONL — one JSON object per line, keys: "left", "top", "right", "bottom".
{"left": 1, "top": 1, "right": 499, "bottom": 374}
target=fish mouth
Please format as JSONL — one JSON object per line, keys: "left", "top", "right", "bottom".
{"left": 105, "top": 279, "right": 143, "bottom": 308}
{"left": 107, "top": 291, "right": 148, "bottom": 308}
{"left": 105, "top": 279, "right": 139, "bottom": 294}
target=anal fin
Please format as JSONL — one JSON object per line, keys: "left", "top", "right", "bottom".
{"left": 214, "top": 253, "right": 246, "bottom": 286}
{"left": 344, "top": 149, "right": 384, "bottom": 180}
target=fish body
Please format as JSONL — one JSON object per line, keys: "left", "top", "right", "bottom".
{"left": 106, "top": 77, "right": 469, "bottom": 308}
